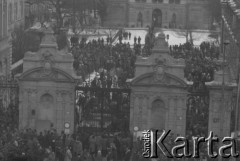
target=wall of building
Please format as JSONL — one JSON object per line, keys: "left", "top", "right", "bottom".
{"left": 187, "top": 0, "right": 211, "bottom": 30}
{"left": 104, "top": 0, "right": 128, "bottom": 27}
{"left": 127, "top": 0, "right": 187, "bottom": 28}
{"left": 0, "top": 0, "right": 25, "bottom": 77}
{"left": 105, "top": 0, "right": 212, "bottom": 30}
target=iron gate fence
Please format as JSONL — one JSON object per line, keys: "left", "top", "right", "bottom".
{"left": 0, "top": 76, "right": 19, "bottom": 129}
{"left": 186, "top": 88, "right": 210, "bottom": 138}
{"left": 75, "top": 86, "right": 131, "bottom": 133}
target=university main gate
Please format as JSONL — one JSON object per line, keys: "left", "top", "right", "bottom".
{"left": 75, "top": 86, "right": 131, "bottom": 133}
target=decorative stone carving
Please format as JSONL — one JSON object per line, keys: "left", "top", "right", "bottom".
{"left": 24, "top": 68, "right": 71, "bottom": 81}
{"left": 153, "top": 65, "right": 166, "bottom": 82}
{"left": 41, "top": 27, "right": 57, "bottom": 45}
{"left": 153, "top": 32, "right": 168, "bottom": 50}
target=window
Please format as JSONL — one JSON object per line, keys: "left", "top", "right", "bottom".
{"left": 169, "top": 0, "right": 181, "bottom": 4}
{"left": 152, "top": 0, "right": 163, "bottom": 3}
{"left": 135, "top": 0, "right": 146, "bottom": 2}
{"left": 14, "top": 2, "right": 17, "bottom": 20}
{"left": 0, "top": 1, "right": 2, "bottom": 38}
{"left": 175, "top": 0, "right": 180, "bottom": 4}
{"left": 21, "top": 0, "right": 24, "bottom": 18}
{"left": 8, "top": 3, "right": 12, "bottom": 24}
{"left": 3, "top": 0, "right": 7, "bottom": 36}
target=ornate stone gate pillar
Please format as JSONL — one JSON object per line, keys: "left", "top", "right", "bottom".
{"left": 18, "top": 27, "right": 79, "bottom": 134}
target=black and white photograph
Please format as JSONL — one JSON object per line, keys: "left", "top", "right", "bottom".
{"left": 0, "top": 0, "right": 239, "bottom": 161}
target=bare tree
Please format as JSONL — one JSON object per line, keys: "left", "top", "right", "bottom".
{"left": 26, "top": 0, "right": 108, "bottom": 33}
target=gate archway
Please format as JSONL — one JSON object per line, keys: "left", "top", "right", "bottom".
{"left": 75, "top": 86, "right": 131, "bottom": 133}
{"left": 152, "top": 9, "right": 162, "bottom": 27}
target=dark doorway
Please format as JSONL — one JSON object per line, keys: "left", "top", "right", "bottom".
{"left": 152, "top": 9, "right": 162, "bottom": 27}
{"left": 137, "top": 12, "right": 143, "bottom": 27}
{"left": 170, "top": 13, "right": 177, "bottom": 28}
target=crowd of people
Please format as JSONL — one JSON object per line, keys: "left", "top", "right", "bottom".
{"left": 0, "top": 126, "right": 133, "bottom": 161}
{"left": 0, "top": 24, "right": 226, "bottom": 161}
{"left": 71, "top": 33, "right": 141, "bottom": 88}
{"left": 118, "top": 31, "right": 132, "bottom": 42}
{"left": 169, "top": 42, "right": 220, "bottom": 60}
{"left": 169, "top": 41, "right": 221, "bottom": 139}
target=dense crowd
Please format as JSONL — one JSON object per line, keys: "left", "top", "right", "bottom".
{"left": 71, "top": 33, "right": 142, "bottom": 88}
{"left": 1, "top": 25, "right": 226, "bottom": 161}
{"left": 0, "top": 126, "right": 133, "bottom": 161}
{"left": 170, "top": 42, "right": 220, "bottom": 139}
{"left": 169, "top": 42, "right": 220, "bottom": 60}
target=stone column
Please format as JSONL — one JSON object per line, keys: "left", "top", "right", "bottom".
{"left": 165, "top": 97, "right": 170, "bottom": 130}
{"left": 181, "top": 96, "right": 187, "bottom": 136}
{"left": 133, "top": 95, "right": 139, "bottom": 131}
{"left": 19, "top": 88, "right": 23, "bottom": 129}
{"left": 168, "top": 96, "right": 175, "bottom": 130}
{"left": 209, "top": 95, "right": 221, "bottom": 136}
{"left": 129, "top": 93, "right": 135, "bottom": 132}
{"left": 142, "top": 96, "right": 148, "bottom": 130}
{"left": 30, "top": 89, "right": 37, "bottom": 129}
{"left": 147, "top": 95, "right": 152, "bottom": 130}
{"left": 138, "top": 95, "right": 143, "bottom": 130}
{"left": 56, "top": 90, "right": 63, "bottom": 133}
{"left": 222, "top": 96, "right": 232, "bottom": 136}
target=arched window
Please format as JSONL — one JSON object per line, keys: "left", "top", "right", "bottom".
{"left": 8, "top": 3, "right": 12, "bottom": 24}
{"left": 137, "top": 12, "right": 143, "bottom": 27}
{"left": 171, "top": 13, "right": 177, "bottom": 28}
{"left": 152, "top": 9, "right": 162, "bottom": 27}
{"left": 150, "top": 99, "right": 166, "bottom": 130}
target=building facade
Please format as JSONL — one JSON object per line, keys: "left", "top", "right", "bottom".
{"left": 0, "top": 0, "right": 25, "bottom": 77}
{"left": 129, "top": 33, "right": 235, "bottom": 138}
{"left": 221, "top": 0, "right": 240, "bottom": 133}
{"left": 105, "top": 0, "right": 212, "bottom": 30}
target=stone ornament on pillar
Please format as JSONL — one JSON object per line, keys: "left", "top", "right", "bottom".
{"left": 153, "top": 57, "right": 166, "bottom": 82}
{"left": 153, "top": 32, "right": 169, "bottom": 50}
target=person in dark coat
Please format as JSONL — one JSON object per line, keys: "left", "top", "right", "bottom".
{"left": 138, "top": 36, "right": 141, "bottom": 44}
{"left": 119, "top": 35, "right": 122, "bottom": 44}
{"left": 134, "top": 36, "right": 137, "bottom": 44}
